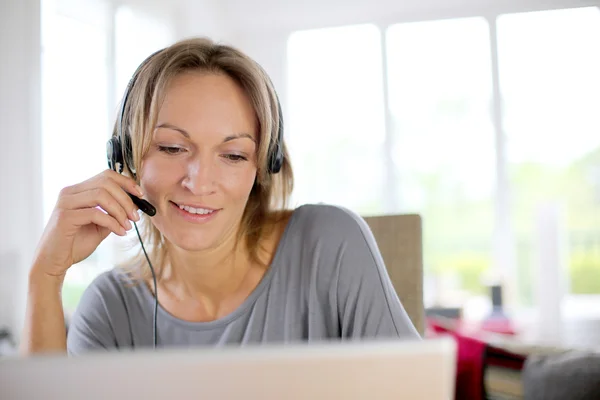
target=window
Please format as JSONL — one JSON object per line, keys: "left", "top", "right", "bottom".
{"left": 497, "top": 7, "right": 600, "bottom": 303}
{"left": 41, "top": 0, "right": 112, "bottom": 312}
{"left": 287, "top": 6, "right": 600, "bottom": 321}
{"left": 41, "top": 1, "right": 175, "bottom": 313}
{"left": 386, "top": 17, "right": 496, "bottom": 308}
{"left": 114, "top": 5, "right": 174, "bottom": 101}
{"left": 287, "top": 24, "right": 387, "bottom": 214}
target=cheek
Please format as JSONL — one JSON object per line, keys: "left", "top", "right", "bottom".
{"left": 139, "top": 158, "right": 180, "bottom": 199}
{"left": 221, "top": 166, "right": 257, "bottom": 200}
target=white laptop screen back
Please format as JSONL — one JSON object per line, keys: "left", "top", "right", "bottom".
{"left": 1, "top": 338, "right": 456, "bottom": 400}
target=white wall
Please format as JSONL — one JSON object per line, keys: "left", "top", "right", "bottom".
{"left": 0, "top": 0, "right": 43, "bottom": 339}
{"left": 173, "top": 0, "right": 233, "bottom": 42}
{"left": 169, "top": 1, "right": 291, "bottom": 135}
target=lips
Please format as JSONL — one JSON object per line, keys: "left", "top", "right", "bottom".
{"left": 175, "top": 202, "right": 217, "bottom": 215}
{"left": 170, "top": 201, "right": 221, "bottom": 222}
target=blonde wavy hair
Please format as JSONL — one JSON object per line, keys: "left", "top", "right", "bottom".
{"left": 112, "top": 37, "right": 294, "bottom": 280}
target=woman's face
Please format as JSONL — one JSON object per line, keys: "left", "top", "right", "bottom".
{"left": 139, "top": 71, "right": 258, "bottom": 252}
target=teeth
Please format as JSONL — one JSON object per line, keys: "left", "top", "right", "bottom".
{"left": 178, "top": 204, "right": 214, "bottom": 215}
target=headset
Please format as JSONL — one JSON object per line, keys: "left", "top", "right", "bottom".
{"left": 106, "top": 47, "right": 285, "bottom": 349}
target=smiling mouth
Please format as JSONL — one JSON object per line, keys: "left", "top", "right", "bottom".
{"left": 172, "top": 202, "right": 219, "bottom": 215}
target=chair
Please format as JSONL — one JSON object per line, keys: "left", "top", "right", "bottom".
{"left": 363, "top": 214, "right": 424, "bottom": 335}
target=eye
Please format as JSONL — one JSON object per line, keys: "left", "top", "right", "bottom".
{"left": 222, "top": 154, "right": 248, "bottom": 162}
{"left": 157, "top": 145, "right": 185, "bottom": 155}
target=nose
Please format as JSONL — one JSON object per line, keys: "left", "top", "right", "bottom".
{"left": 181, "top": 155, "right": 216, "bottom": 196}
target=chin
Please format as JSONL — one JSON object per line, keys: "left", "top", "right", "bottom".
{"left": 168, "top": 231, "right": 221, "bottom": 252}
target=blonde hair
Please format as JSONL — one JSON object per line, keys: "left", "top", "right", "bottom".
{"left": 113, "top": 37, "right": 294, "bottom": 280}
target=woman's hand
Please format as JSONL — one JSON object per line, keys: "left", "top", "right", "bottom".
{"left": 31, "top": 169, "right": 143, "bottom": 278}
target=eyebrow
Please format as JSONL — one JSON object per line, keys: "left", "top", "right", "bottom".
{"left": 156, "top": 122, "right": 190, "bottom": 138}
{"left": 155, "top": 123, "right": 256, "bottom": 143}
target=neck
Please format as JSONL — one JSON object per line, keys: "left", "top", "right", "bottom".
{"left": 155, "top": 213, "right": 287, "bottom": 321}
{"left": 164, "top": 232, "right": 252, "bottom": 303}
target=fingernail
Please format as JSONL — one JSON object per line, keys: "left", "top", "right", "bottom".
{"left": 135, "top": 185, "right": 143, "bottom": 196}
{"left": 132, "top": 210, "right": 140, "bottom": 221}
{"left": 125, "top": 220, "right": 132, "bottom": 230}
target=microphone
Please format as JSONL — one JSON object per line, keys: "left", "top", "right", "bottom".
{"left": 128, "top": 193, "right": 156, "bottom": 216}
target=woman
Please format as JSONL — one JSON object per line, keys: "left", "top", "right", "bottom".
{"left": 22, "top": 37, "right": 419, "bottom": 354}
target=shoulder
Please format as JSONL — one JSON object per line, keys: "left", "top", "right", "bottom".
{"left": 79, "top": 268, "right": 135, "bottom": 301}
{"left": 284, "top": 203, "right": 382, "bottom": 271}
{"left": 291, "top": 203, "right": 369, "bottom": 232}
{"left": 289, "top": 203, "right": 374, "bottom": 245}
{"left": 69, "top": 268, "right": 144, "bottom": 326}
{"left": 67, "top": 268, "right": 143, "bottom": 352}
{"left": 292, "top": 202, "right": 362, "bottom": 221}
{"left": 68, "top": 268, "right": 134, "bottom": 325}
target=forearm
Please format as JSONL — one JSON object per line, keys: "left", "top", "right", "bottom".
{"left": 20, "top": 267, "right": 68, "bottom": 354}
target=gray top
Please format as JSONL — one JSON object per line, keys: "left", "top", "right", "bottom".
{"left": 67, "top": 204, "right": 420, "bottom": 353}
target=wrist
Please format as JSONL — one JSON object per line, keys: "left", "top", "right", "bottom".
{"left": 28, "top": 264, "right": 66, "bottom": 291}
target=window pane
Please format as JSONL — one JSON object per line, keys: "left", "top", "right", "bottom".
{"left": 386, "top": 17, "right": 495, "bottom": 308}
{"left": 41, "top": 2, "right": 175, "bottom": 313}
{"left": 41, "top": 1, "right": 111, "bottom": 312}
{"left": 287, "top": 24, "right": 387, "bottom": 214}
{"left": 115, "top": 5, "right": 174, "bottom": 101}
{"left": 498, "top": 7, "right": 600, "bottom": 299}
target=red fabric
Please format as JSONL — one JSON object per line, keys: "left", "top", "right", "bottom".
{"left": 428, "top": 319, "right": 487, "bottom": 400}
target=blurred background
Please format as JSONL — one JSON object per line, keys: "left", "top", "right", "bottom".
{"left": 1, "top": 0, "right": 599, "bottom": 348}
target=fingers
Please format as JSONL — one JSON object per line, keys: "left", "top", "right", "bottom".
{"left": 105, "top": 169, "right": 144, "bottom": 198}
{"left": 62, "top": 169, "right": 143, "bottom": 200}
{"left": 95, "top": 178, "right": 141, "bottom": 222}
{"left": 69, "top": 208, "right": 128, "bottom": 237}
{"left": 57, "top": 169, "right": 144, "bottom": 233}
{"left": 61, "top": 187, "right": 135, "bottom": 232}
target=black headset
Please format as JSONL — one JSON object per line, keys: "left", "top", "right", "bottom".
{"left": 105, "top": 47, "right": 285, "bottom": 349}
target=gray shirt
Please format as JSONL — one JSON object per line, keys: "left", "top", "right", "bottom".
{"left": 67, "top": 204, "right": 420, "bottom": 353}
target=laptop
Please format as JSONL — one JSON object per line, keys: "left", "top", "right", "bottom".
{"left": 0, "top": 337, "right": 456, "bottom": 399}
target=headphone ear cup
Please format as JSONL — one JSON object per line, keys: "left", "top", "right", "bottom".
{"left": 107, "top": 137, "right": 124, "bottom": 174}
{"left": 267, "top": 95, "right": 285, "bottom": 174}
{"left": 269, "top": 145, "right": 283, "bottom": 174}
